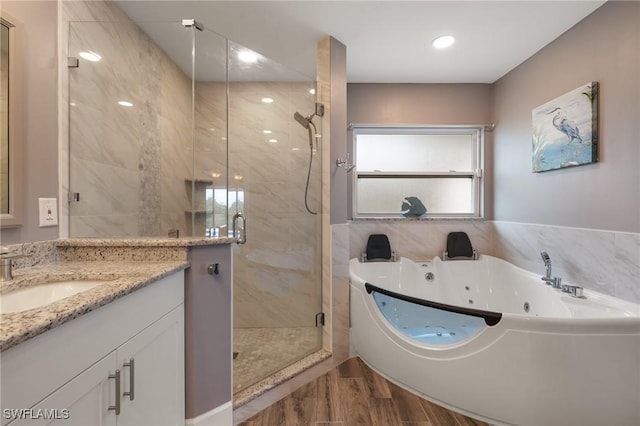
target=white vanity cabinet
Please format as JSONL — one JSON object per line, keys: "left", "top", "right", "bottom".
{"left": 1, "top": 272, "right": 185, "bottom": 426}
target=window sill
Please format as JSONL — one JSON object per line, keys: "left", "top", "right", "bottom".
{"left": 351, "top": 216, "right": 485, "bottom": 222}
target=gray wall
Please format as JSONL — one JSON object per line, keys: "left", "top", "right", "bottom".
{"left": 347, "top": 83, "right": 494, "bottom": 219}
{"left": 184, "top": 244, "right": 232, "bottom": 418}
{"left": 326, "top": 38, "right": 348, "bottom": 225}
{"left": 0, "top": 1, "right": 58, "bottom": 244}
{"left": 493, "top": 0, "right": 640, "bottom": 233}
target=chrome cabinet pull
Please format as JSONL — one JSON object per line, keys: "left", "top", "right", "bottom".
{"left": 108, "top": 370, "right": 121, "bottom": 415}
{"left": 123, "top": 358, "right": 135, "bottom": 400}
{"left": 232, "top": 212, "right": 247, "bottom": 245}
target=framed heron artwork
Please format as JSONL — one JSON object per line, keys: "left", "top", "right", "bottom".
{"left": 532, "top": 81, "right": 598, "bottom": 172}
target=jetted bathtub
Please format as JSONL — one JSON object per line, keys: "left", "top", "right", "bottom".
{"left": 349, "top": 255, "right": 640, "bottom": 426}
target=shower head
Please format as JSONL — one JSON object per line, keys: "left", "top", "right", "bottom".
{"left": 294, "top": 111, "right": 311, "bottom": 129}
{"left": 295, "top": 104, "right": 324, "bottom": 130}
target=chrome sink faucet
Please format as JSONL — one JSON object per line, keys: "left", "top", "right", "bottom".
{"left": 0, "top": 247, "right": 25, "bottom": 282}
{"left": 540, "top": 251, "right": 562, "bottom": 289}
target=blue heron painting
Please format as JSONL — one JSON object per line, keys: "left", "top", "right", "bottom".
{"left": 532, "top": 82, "right": 598, "bottom": 172}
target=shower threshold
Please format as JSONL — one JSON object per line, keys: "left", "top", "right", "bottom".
{"left": 233, "top": 348, "right": 331, "bottom": 408}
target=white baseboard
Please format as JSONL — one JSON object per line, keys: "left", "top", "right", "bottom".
{"left": 185, "top": 401, "right": 233, "bottom": 426}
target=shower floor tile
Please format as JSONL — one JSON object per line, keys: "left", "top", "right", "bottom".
{"left": 234, "top": 326, "right": 321, "bottom": 393}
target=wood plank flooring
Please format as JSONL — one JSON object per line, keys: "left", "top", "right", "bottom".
{"left": 238, "top": 357, "right": 488, "bottom": 426}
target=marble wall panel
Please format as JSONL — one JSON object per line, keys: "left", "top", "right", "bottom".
{"left": 331, "top": 223, "right": 350, "bottom": 361}
{"left": 538, "top": 225, "right": 616, "bottom": 295}
{"left": 60, "top": 0, "right": 141, "bottom": 237}
{"left": 225, "top": 82, "right": 323, "bottom": 329}
{"left": 65, "top": 1, "right": 193, "bottom": 238}
{"left": 614, "top": 233, "right": 640, "bottom": 303}
{"left": 346, "top": 219, "right": 640, "bottom": 305}
{"left": 492, "top": 221, "right": 640, "bottom": 303}
{"left": 194, "top": 82, "right": 227, "bottom": 155}
{"left": 68, "top": 101, "right": 141, "bottom": 170}
{"left": 68, "top": 157, "right": 140, "bottom": 217}
{"left": 159, "top": 115, "right": 191, "bottom": 234}
{"left": 69, "top": 214, "right": 139, "bottom": 238}
{"left": 233, "top": 245, "right": 321, "bottom": 328}
{"left": 349, "top": 219, "right": 491, "bottom": 261}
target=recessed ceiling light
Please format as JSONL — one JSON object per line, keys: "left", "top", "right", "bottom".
{"left": 263, "top": 130, "right": 272, "bottom": 134}
{"left": 309, "top": 88, "right": 316, "bottom": 95}
{"left": 432, "top": 35, "right": 455, "bottom": 49}
{"left": 238, "top": 50, "right": 258, "bottom": 63}
{"left": 118, "top": 101, "right": 133, "bottom": 107}
{"left": 261, "top": 97, "right": 274, "bottom": 103}
{"left": 211, "top": 172, "right": 221, "bottom": 179}
{"left": 79, "top": 51, "right": 102, "bottom": 62}
{"left": 268, "top": 139, "right": 278, "bottom": 143}
{"left": 292, "top": 147, "right": 300, "bottom": 151}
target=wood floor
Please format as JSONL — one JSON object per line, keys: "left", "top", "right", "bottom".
{"left": 238, "top": 357, "right": 488, "bottom": 426}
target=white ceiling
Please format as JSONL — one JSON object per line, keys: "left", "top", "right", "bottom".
{"left": 115, "top": 0, "right": 606, "bottom": 83}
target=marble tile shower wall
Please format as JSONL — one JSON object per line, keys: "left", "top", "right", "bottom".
{"left": 194, "top": 82, "right": 227, "bottom": 237}
{"left": 227, "top": 82, "right": 323, "bottom": 329}
{"left": 65, "top": 2, "right": 191, "bottom": 237}
{"left": 492, "top": 221, "right": 640, "bottom": 304}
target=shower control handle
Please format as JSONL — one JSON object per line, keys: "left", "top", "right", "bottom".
{"left": 233, "top": 212, "right": 247, "bottom": 245}
{"left": 207, "top": 263, "right": 219, "bottom": 275}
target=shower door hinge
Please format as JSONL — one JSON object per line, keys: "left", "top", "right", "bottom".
{"left": 67, "top": 57, "right": 79, "bottom": 68}
{"left": 315, "top": 312, "right": 325, "bottom": 327}
{"left": 67, "top": 192, "right": 80, "bottom": 203}
{"left": 182, "top": 19, "right": 203, "bottom": 31}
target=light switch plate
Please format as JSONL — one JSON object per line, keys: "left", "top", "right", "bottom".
{"left": 38, "top": 198, "right": 58, "bottom": 227}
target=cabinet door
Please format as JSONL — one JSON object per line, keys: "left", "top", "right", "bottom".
{"left": 116, "top": 306, "right": 184, "bottom": 426}
{"left": 12, "top": 353, "right": 118, "bottom": 426}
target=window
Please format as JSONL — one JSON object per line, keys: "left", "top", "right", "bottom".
{"left": 352, "top": 126, "right": 483, "bottom": 218}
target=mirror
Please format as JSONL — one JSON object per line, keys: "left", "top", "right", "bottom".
{"left": 0, "top": 12, "right": 23, "bottom": 228}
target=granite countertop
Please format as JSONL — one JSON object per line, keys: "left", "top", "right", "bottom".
{"left": 0, "top": 260, "right": 189, "bottom": 352}
{"left": 55, "top": 237, "right": 236, "bottom": 247}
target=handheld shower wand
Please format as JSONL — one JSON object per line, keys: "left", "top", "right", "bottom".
{"left": 294, "top": 112, "right": 311, "bottom": 129}
{"left": 294, "top": 103, "right": 324, "bottom": 215}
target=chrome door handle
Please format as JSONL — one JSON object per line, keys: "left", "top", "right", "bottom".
{"left": 233, "top": 212, "right": 247, "bottom": 245}
{"left": 123, "top": 358, "right": 135, "bottom": 400}
{"left": 108, "top": 370, "right": 121, "bottom": 415}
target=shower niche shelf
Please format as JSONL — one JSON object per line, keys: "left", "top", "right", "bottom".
{"left": 184, "top": 179, "right": 214, "bottom": 236}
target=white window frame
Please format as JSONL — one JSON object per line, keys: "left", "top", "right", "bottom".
{"left": 351, "top": 125, "right": 484, "bottom": 219}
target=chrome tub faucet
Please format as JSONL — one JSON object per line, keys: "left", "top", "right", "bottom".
{"left": 540, "top": 251, "right": 562, "bottom": 289}
{"left": 539, "top": 251, "right": 583, "bottom": 297}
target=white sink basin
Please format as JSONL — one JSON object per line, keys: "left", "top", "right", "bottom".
{"left": 0, "top": 280, "right": 106, "bottom": 314}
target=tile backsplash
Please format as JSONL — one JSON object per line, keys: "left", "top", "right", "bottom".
{"left": 493, "top": 221, "right": 640, "bottom": 304}
{"left": 347, "top": 219, "right": 640, "bottom": 304}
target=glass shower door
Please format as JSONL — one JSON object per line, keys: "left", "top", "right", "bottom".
{"left": 227, "top": 41, "right": 323, "bottom": 392}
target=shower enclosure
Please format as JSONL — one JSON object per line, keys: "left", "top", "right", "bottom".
{"left": 67, "top": 18, "right": 323, "bottom": 394}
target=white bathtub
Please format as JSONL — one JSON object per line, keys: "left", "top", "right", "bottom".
{"left": 350, "top": 255, "right": 640, "bottom": 426}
